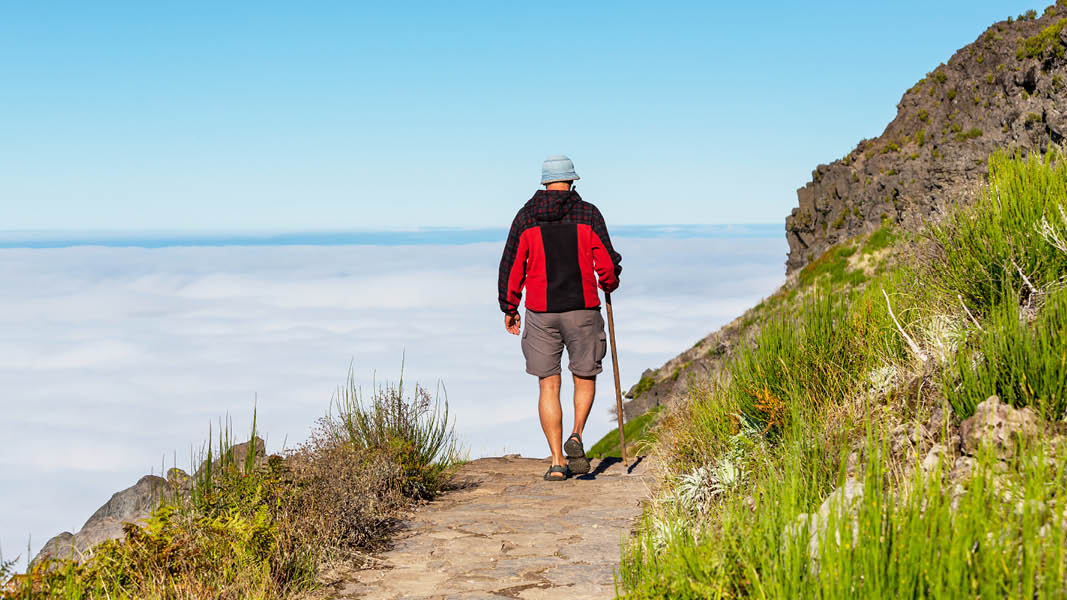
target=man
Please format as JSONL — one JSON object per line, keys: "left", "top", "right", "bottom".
{"left": 498, "top": 155, "right": 622, "bottom": 481}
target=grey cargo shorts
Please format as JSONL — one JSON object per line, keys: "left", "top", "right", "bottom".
{"left": 521, "top": 309, "right": 607, "bottom": 378}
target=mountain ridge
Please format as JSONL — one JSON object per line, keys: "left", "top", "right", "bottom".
{"left": 785, "top": 3, "right": 1067, "bottom": 273}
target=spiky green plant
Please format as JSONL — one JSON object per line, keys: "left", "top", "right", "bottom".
{"left": 332, "top": 365, "right": 460, "bottom": 499}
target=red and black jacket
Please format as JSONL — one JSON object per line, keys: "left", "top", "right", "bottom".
{"left": 498, "top": 190, "right": 622, "bottom": 315}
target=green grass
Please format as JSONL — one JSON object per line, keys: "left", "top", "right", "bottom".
{"left": 931, "top": 150, "right": 1067, "bottom": 315}
{"left": 862, "top": 222, "right": 897, "bottom": 255}
{"left": 798, "top": 243, "right": 867, "bottom": 288}
{"left": 620, "top": 435, "right": 1067, "bottom": 599}
{"left": 617, "top": 150, "right": 1067, "bottom": 598}
{"left": 944, "top": 284, "right": 1067, "bottom": 419}
{"left": 588, "top": 406, "right": 663, "bottom": 459}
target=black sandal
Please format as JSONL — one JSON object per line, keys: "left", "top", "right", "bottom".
{"left": 543, "top": 464, "right": 570, "bottom": 481}
{"left": 564, "top": 433, "right": 590, "bottom": 475}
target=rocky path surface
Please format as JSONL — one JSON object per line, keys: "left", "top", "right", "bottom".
{"left": 334, "top": 455, "right": 651, "bottom": 600}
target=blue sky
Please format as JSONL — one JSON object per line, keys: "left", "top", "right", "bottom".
{"left": 0, "top": 1, "right": 1042, "bottom": 230}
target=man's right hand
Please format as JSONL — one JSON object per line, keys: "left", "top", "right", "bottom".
{"left": 505, "top": 313, "right": 521, "bottom": 335}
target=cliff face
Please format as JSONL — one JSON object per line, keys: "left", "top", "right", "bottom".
{"left": 785, "top": 5, "right": 1067, "bottom": 273}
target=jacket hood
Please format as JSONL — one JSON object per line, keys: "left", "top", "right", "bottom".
{"left": 527, "top": 189, "right": 580, "bottom": 222}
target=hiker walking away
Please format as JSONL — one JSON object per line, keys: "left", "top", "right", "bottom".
{"left": 498, "top": 155, "right": 622, "bottom": 481}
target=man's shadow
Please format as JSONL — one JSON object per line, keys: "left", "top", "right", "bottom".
{"left": 576, "top": 455, "right": 644, "bottom": 480}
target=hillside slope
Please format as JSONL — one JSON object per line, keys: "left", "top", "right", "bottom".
{"left": 620, "top": 3, "right": 1067, "bottom": 422}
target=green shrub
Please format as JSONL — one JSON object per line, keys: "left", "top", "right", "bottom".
{"left": 631, "top": 375, "right": 656, "bottom": 398}
{"left": 727, "top": 285, "right": 885, "bottom": 436}
{"left": 332, "top": 369, "right": 459, "bottom": 499}
{"left": 955, "top": 127, "right": 982, "bottom": 141}
{"left": 931, "top": 150, "right": 1067, "bottom": 314}
{"left": 1017, "top": 17, "right": 1067, "bottom": 60}
{"left": 945, "top": 286, "right": 1067, "bottom": 418}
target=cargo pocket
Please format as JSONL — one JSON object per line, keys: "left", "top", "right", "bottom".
{"left": 595, "top": 313, "right": 607, "bottom": 368}
{"left": 596, "top": 329, "right": 607, "bottom": 365}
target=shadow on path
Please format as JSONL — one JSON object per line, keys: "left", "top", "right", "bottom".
{"left": 576, "top": 454, "right": 645, "bottom": 480}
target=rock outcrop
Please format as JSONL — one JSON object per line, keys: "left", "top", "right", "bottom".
{"left": 32, "top": 436, "right": 268, "bottom": 566}
{"left": 33, "top": 475, "right": 169, "bottom": 564}
{"left": 786, "top": 5, "right": 1067, "bottom": 273}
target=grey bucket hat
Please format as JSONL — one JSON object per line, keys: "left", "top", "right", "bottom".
{"left": 541, "top": 155, "right": 580, "bottom": 184}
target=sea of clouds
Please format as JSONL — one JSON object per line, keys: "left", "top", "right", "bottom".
{"left": 0, "top": 234, "right": 785, "bottom": 563}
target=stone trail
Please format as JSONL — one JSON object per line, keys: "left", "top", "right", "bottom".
{"left": 332, "top": 455, "right": 651, "bottom": 600}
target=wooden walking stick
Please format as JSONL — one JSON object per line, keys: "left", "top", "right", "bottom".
{"left": 605, "top": 292, "right": 628, "bottom": 467}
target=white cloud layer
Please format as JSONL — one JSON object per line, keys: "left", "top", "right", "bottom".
{"left": 0, "top": 236, "right": 785, "bottom": 563}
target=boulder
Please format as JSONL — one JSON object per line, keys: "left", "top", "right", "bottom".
{"left": 959, "top": 396, "right": 1039, "bottom": 459}
{"left": 786, "top": 478, "right": 864, "bottom": 570}
{"left": 921, "top": 443, "right": 948, "bottom": 474}
{"left": 83, "top": 474, "right": 170, "bottom": 525}
{"left": 32, "top": 474, "right": 169, "bottom": 565}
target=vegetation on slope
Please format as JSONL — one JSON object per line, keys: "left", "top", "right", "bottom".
{"left": 0, "top": 372, "right": 460, "bottom": 599}
{"left": 619, "top": 150, "right": 1067, "bottom": 598}
{"left": 588, "top": 406, "right": 663, "bottom": 459}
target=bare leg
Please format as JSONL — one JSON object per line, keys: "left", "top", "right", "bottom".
{"left": 572, "top": 374, "right": 596, "bottom": 437}
{"left": 538, "top": 375, "right": 564, "bottom": 468}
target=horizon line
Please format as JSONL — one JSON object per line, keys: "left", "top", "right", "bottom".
{"left": 0, "top": 224, "right": 785, "bottom": 250}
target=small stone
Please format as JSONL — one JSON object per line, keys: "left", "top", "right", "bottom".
{"left": 921, "top": 444, "right": 947, "bottom": 473}
{"left": 949, "top": 456, "right": 975, "bottom": 482}
{"left": 959, "top": 396, "right": 1039, "bottom": 459}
